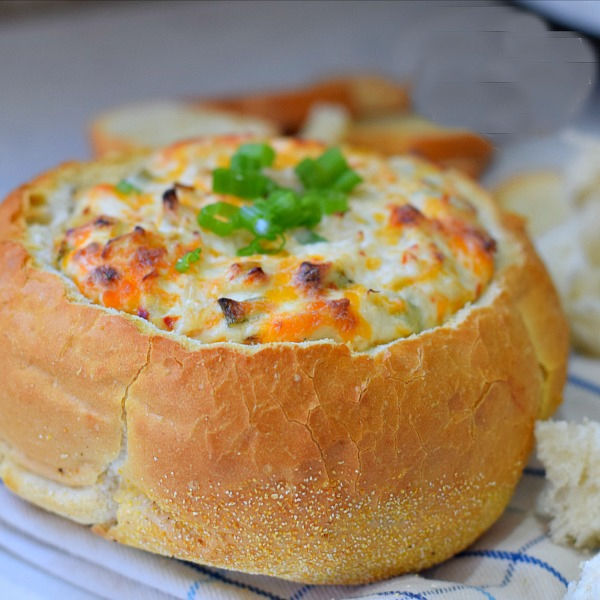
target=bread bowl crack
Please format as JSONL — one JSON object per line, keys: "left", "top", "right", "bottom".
{"left": 0, "top": 136, "right": 568, "bottom": 583}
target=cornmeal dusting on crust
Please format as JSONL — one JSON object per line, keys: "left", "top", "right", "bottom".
{"left": 101, "top": 473, "right": 516, "bottom": 584}
{"left": 46, "top": 138, "right": 496, "bottom": 350}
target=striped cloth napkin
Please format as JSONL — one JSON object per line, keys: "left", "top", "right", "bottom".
{"left": 0, "top": 354, "right": 597, "bottom": 600}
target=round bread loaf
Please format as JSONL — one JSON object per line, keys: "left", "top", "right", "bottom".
{"left": 0, "top": 137, "right": 567, "bottom": 584}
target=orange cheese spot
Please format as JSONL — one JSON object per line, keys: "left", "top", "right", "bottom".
{"left": 423, "top": 196, "right": 448, "bottom": 219}
{"left": 365, "top": 257, "right": 382, "bottom": 270}
{"left": 261, "top": 293, "right": 370, "bottom": 344}
{"left": 102, "top": 279, "right": 140, "bottom": 312}
{"left": 265, "top": 284, "right": 298, "bottom": 304}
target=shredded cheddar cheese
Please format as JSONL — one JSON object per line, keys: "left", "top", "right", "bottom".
{"left": 50, "top": 138, "right": 496, "bottom": 351}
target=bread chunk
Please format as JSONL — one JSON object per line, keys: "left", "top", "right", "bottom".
{"left": 536, "top": 420, "right": 600, "bottom": 549}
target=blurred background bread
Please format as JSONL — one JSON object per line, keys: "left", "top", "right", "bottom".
{"left": 89, "top": 73, "right": 493, "bottom": 179}
{"left": 494, "top": 134, "right": 600, "bottom": 355}
{"left": 90, "top": 101, "right": 278, "bottom": 156}
{"left": 345, "top": 114, "right": 493, "bottom": 178}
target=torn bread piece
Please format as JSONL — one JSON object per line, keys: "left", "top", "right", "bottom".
{"left": 536, "top": 419, "right": 600, "bottom": 549}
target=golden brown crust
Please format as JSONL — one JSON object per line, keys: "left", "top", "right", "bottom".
{"left": 203, "top": 75, "right": 410, "bottom": 133}
{"left": 0, "top": 144, "right": 568, "bottom": 584}
{"left": 346, "top": 119, "right": 493, "bottom": 179}
{"left": 89, "top": 126, "right": 138, "bottom": 158}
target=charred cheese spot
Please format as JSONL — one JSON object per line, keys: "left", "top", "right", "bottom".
{"left": 218, "top": 298, "right": 248, "bottom": 326}
{"left": 326, "top": 298, "right": 357, "bottom": 332}
{"left": 294, "top": 261, "right": 332, "bottom": 294}
{"left": 227, "top": 262, "right": 269, "bottom": 285}
{"left": 90, "top": 265, "right": 120, "bottom": 287}
{"left": 137, "top": 307, "right": 150, "bottom": 320}
{"left": 162, "top": 188, "right": 178, "bottom": 211}
{"left": 389, "top": 204, "right": 425, "bottom": 227}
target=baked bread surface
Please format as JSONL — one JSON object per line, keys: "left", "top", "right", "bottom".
{"left": 0, "top": 137, "right": 568, "bottom": 584}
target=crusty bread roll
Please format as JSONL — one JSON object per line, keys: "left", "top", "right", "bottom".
{"left": 203, "top": 74, "right": 411, "bottom": 132}
{"left": 0, "top": 137, "right": 567, "bottom": 584}
{"left": 345, "top": 114, "right": 494, "bottom": 179}
{"left": 90, "top": 101, "right": 279, "bottom": 156}
{"left": 90, "top": 75, "right": 410, "bottom": 158}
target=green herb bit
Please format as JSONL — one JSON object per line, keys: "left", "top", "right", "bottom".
{"left": 294, "top": 147, "right": 346, "bottom": 189}
{"left": 294, "top": 229, "right": 328, "bottom": 245}
{"left": 320, "top": 190, "right": 348, "bottom": 215}
{"left": 332, "top": 169, "right": 362, "bottom": 193}
{"left": 262, "top": 189, "right": 300, "bottom": 229}
{"left": 237, "top": 203, "right": 282, "bottom": 240}
{"left": 295, "top": 147, "right": 361, "bottom": 195}
{"left": 197, "top": 202, "right": 240, "bottom": 236}
{"left": 115, "top": 179, "right": 141, "bottom": 195}
{"left": 237, "top": 234, "right": 286, "bottom": 257}
{"left": 230, "top": 142, "right": 276, "bottom": 172}
{"left": 212, "top": 168, "right": 273, "bottom": 199}
{"left": 316, "top": 147, "right": 348, "bottom": 182}
{"left": 175, "top": 248, "right": 202, "bottom": 273}
{"left": 296, "top": 191, "right": 323, "bottom": 228}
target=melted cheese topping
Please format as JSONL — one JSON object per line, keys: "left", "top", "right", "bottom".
{"left": 52, "top": 138, "right": 496, "bottom": 351}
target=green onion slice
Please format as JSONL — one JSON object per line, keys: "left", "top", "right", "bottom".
{"left": 321, "top": 189, "right": 348, "bottom": 214}
{"left": 332, "top": 169, "right": 362, "bottom": 193}
{"left": 212, "top": 168, "right": 273, "bottom": 199}
{"left": 197, "top": 202, "right": 240, "bottom": 236}
{"left": 316, "top": 147, "right": 348, "bottom": 182}
{"left": 230, "top": 142, "right": 276, "bottom": 171}
{"left": 237, "top": 235, "right": 286, "bottom": 257}
{"left": 295, "top": 147, "right": 354, "bottom": 189}
{"left": 175, "top": 247, "right": 202, "bottom": 273}
{"left": 294, "top": 229, "right": 327, "bottom": 245}
{"left": 115, "top": 180, "right": 141, "bottom": 195}
{"left": 296, "top": 192, "right": 323, "bottom": 227}
{"left": 238, "top": 203, "right": 283, "bottom": 240}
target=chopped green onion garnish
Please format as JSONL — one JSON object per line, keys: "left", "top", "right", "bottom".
{"left": 295, "top": 147, "right": 355, "bottom": 190}
{"left": 115, "top": 180, "right": 141, "bottom": 195}
{"left": 237, "top": 235, "right": 286, "bottom": 257}
{"left": 263, "top": 189, "right": 299, "bottom": 229}
{"left": 230, "top": 142, "right": 275, "bottom": 171}
{"left": 197, "top": 202, "right": 240, "bottom": 236}
{"left": 238, "top": 203, "right": 282, "bottom": 240}
{"left": 198, "top": 144, "right": 361, "bottom": 255}
{"left": 321, "top": 190, "right": 348, "bottom": 214}
{"left": 332, "top": 169, "right": 362, "bottom": 193}
{"left": 294, "top": 229, "right": 327, "bottom": 245}
{"left": 316, "top": 147, "right": 348, "bottom": 182}
{"left": 296, "top": 191, "right": 323, "bottom": 227}
{"left": 175, "top": 248, "right": 202, "bottom": 273}
{"left": 212, "top": 168, "right": 273, "bottom": 199}
{"left": 294, "top": 158, "right": 321, "bottom": 189}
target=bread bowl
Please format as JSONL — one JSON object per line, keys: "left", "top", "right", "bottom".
{"left": 0, "top": 136, "right": 568, "bottom": 584}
